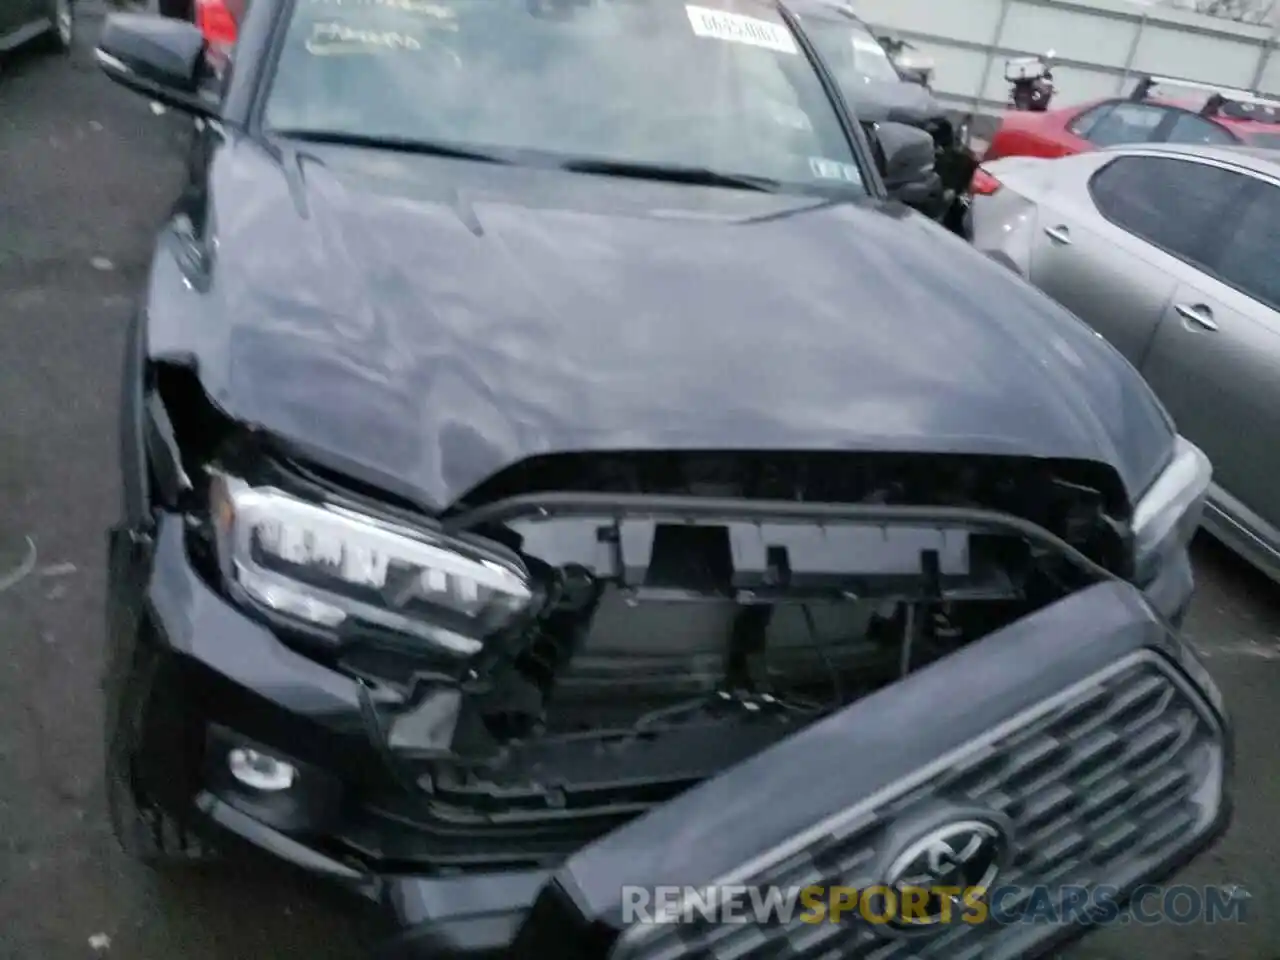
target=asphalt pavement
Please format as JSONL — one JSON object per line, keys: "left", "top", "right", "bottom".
{"left": 1, "top": 6, "right": 1278, "bottom": 959}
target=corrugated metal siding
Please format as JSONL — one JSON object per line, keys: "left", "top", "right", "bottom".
{"left": 853, "top": 0, "right": 1280, "bottom": 114}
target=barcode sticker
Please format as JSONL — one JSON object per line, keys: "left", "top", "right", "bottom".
{"left": 685, "top": 5, "right": 798, "bottom": 54}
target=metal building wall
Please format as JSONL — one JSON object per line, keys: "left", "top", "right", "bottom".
{"left": 855, "top": 0, "right": 1280, "bottom": 112}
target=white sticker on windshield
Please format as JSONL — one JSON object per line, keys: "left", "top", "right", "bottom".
{"left": 685, "top": 5, "right": 798, "bottom": 54}
{"left": 809, "top": 156, "right": 861, "bottom": 182}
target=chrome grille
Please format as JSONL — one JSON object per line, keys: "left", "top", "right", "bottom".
{"left": 612, "top": 651, "right": 1223, "bottom": 960}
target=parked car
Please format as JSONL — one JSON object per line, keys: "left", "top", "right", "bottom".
{"left": 970, "top": 142, "right": 1280, "bottom": 582}
{"left": 95, "top": 2, "right": 1227, "bottom": 958}
{"left": 0, "top": 0, "right": 73, "bottom": 63}
{"left": 158, "top": 0, "right": 244, "bottom": 74}
{"left": 792, "top": 0, "right": 977, "bottom": 232}
{"left": 984, "top": 74, "right": 1280, "bottom": 162}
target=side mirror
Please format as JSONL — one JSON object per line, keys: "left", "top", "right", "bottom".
{"left": 872, "top": 121, "right": 940, "bottom": 207}
{"left": 95, "top": 13, "right": 216, "bottom": 117}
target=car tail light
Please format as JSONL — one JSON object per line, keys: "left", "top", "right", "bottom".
{"left": 970, "top": 167, "right": 1002, "bottom": 196}
{"left": 196, "top": 0, "right": 239, "bottom": 48}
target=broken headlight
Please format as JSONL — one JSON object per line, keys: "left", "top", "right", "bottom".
{"left": 1131, "top": 436, "right": 1212, "bottom": 587}
{"left": 209, "top": 473, "right": 534, "bottom": 656}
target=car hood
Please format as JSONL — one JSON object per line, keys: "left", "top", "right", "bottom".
{"left": 840, "top": 78, "right": 946, "bottom": 126}
{"left": 148, "top": 137, "right": 1173, "bottom": 511}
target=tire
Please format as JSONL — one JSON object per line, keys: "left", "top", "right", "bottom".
{"left": 39, "top": 0, "right": 74, "bottom": 54}
{"left": 104, "top": 644, "right": 215, "bottom": 866}
{"left": 106, "top": 753, "right": 216, "bottom": 864}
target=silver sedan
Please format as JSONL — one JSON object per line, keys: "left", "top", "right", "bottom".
{"left": 970, "top": 143, "right": 1280, "bottom": 580}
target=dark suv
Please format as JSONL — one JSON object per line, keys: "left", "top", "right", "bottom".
{"left": 96, "top": 1, "right": 1226, "bottom": 958}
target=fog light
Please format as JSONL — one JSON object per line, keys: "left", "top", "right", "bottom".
{"left": 228, "top": 747, "right": 297, "bottom": 792}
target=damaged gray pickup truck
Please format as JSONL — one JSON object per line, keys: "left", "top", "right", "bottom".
{"left": 95, "top": 1, "right": 1229, "bottom": 958}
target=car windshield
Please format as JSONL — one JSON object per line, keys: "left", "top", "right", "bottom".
{"left": 796, "top": 12, "right": 903, "bottom": 87}
{"left": 264, "top": 0, "right": 868, "bottom": 194}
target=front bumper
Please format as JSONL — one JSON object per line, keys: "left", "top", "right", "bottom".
{"left": 375, "top": 871, "right": 551, "bottom": 960}
{"left": 111, "top": 514, "right": 577, "bottom": 880}
{"left": 109, "top": 513, "right": 1216, "bottom": 960}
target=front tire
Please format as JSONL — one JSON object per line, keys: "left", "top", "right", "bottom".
{"left": 106, "top": 750, "right": 215, "bottom": 864}
{"left": 104, "top": 643, "right": 215, "bottom": 866}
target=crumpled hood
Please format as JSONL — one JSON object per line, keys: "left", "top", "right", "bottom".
{"left": 148, "top": 137, "right": 1173, "bottom": 511}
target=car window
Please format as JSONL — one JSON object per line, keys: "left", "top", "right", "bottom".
{"left": 1083, "top": 103, "right": 1167, "bottom": 147}
{"left": 1089, "top": 155, "right": 1253, "bottom": 266}
{"left": 799, "top": 13, "right": 905, "bottom": 87}
{"left": 1163, "top": 111, "right": 1238, "bottom": 145}
{"left": 1243, "top": 130, "right": 1280, "bottom": 148}
{"left": 1067, "top": 103, "right": 1114, "bottom": 138}
{"left": 1213, "top": 179, "right": 1280, "bottom": 311}
{"left": 263, "top": 0, "right": 868, "bottom": 194}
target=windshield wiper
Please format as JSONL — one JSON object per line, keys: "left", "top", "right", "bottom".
{"left": 270, "top": 130, "right": 514, "bottom": 164}
{"left": 559, "top": 158, "right": 782, "bottom": 192}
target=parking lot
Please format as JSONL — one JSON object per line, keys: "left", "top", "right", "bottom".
{"left": 1, "top": 6, "right": 1278, "bottom": 958}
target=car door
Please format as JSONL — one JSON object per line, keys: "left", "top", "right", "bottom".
{"left": 1024, "top": 153, "right": 1242, "bottom": 365}
{"left": 1142, "top": 172, "right": 1280, "bottom": 549}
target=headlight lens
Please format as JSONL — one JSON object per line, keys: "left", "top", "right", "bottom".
{"left": 209, "top": 473, "right": 534, "bottom": 656}
{"left": 1131, "top": 436, "right": 1212, "bottom": 585}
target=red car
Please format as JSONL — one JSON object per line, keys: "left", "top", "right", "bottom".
{"left": 158, "top": 0, "right": 242, "bottom": 50}
{"left": 982, "top": 74, "right": 1280, "bottom": 164}
{"left": 195, "top": 0, "right": 242, "bottom": 48}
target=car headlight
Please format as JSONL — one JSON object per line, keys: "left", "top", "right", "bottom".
{"left": 209, "top": 473, "right": 534, "bottom": 656}
{"left": 1131, "top": 436, "right": 1212, "bottom": 586}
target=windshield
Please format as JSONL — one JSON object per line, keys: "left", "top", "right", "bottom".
{"left": 264, "top": 0, "right": 868, "bottom": 193}
{"left": 797, "top": 13, "right": 903, "bottom": 87}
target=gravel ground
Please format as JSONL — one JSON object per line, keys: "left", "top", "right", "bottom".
{"left": 0, "top": 6, "right": 1277, "bottom": 959}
